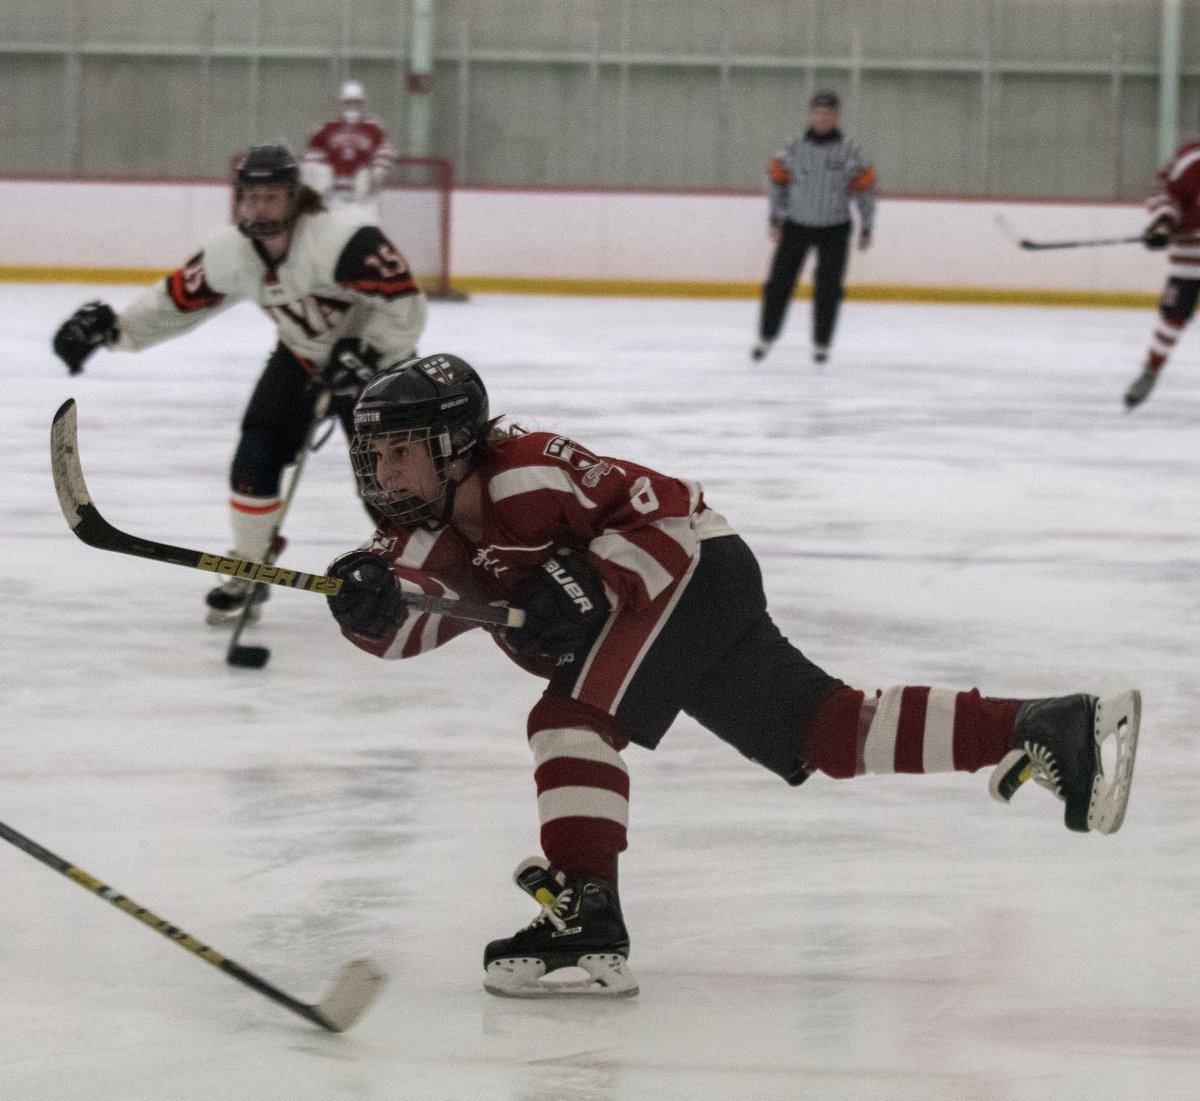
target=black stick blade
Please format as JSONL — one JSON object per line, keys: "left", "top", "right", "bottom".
{"left": 228, "top": 645, "right": 271, "bottom": 669}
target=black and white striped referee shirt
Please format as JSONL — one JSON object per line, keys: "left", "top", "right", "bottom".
{"left": 767, "top": 130, "right": 877, "bottom": 231}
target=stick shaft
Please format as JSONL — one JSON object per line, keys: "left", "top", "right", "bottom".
{"left": 1019, "top": 235, "right": 1142, "bottom": 250}
{"left": 0, "top": 818, "right": 333, "bottom": 1029}
{"left": 51, "top": 398, "right": 522, "bottom": 629}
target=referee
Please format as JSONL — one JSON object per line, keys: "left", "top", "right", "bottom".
{"left": 751, "top": 91, "right": 877, "bottom": 365}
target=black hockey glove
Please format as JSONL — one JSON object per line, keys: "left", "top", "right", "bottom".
{"left": 503, "top": 550, "right": 612, "bottom": 659}
{"left": 52, "top": 301, "right": 118, "bottom": 375}
{"left": 326, "top": 551, "right": 409, "bottom": 639}
{"left": 1143, "top": 216, "right": 1172, "bottom": 251}
{"left": 325, "top": 338, "right": 384, "bottom": 397}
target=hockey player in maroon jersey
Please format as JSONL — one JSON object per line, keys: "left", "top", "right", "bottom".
{"left": 1125, "top": 139, "right": 1200, "bottom": 408}
{"left": 325, "top": 353, "right": 1141, "bottom": 998}
{"left": 302, "top": 80, "right": 398, "bottom": 219}
{"left": 51, "top": 144, "right": 426, "bottom": 624}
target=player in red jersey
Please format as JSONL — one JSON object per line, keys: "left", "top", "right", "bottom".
{"left": 302, "top": 80, "right": 398, "bottom": 219}
{"left": 1126, "top": 140, "right": 1200, "bottom": 408}
{"left": 325, "top": 353, "right": 1141, "bottom": 998}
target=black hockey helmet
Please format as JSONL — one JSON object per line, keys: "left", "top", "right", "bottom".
{"left": 350, "top": 353, "right": 490, "bottom": 529}
{"left": 233, "top": 144, "right": 301, "bottom": 238}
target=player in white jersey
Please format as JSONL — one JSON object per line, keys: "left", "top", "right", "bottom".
{"left": 52, "top": 144, "right": 427, "bottom": 623}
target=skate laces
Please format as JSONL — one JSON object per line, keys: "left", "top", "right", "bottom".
{"left": 526, "top": 887, "right": 575, "bottom": 933}
{"left": 1022, "top": 742, "right": 1064, "bottom": 799}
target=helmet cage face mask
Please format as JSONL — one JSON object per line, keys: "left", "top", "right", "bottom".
{"left": 349, "top": 354, "right": 490, "bottom": 530}
{"left": 351, "top": 426, "right": 456, "bottom": 530}
{"left": 234, "top": 146, "right": 301, "bottom": 239}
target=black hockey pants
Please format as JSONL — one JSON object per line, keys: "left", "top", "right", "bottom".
{"left": 758, "top": 219, "right": 852, "bottom": 347}
{"left": 550, "top": 534, "right": 843, "bottom": 784}
{"left": 230, "top": 342, "right": 358, "bottom": 498}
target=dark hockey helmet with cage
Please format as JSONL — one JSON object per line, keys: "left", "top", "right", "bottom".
{"left": 350, "top": 353, "right": 490, "bottom": 529}
{"left": 232, "top": 144, "right": 301, "bottom": 239}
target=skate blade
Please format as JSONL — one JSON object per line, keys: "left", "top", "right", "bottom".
{"left": 484, "top": 954, "right": 638, "bottom": 999}
{"left": 205, "top": 604, "right": 263, "bottom": 627}
{"left": 1087, "top": 689, "right": 1141, "bottom": 834}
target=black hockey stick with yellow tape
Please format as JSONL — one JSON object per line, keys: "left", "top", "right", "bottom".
{"left": 50, "top": 398, "right": 523, "bottom": 630}
{"left": 0, "top": 815, "right": 384, "bottom": 1031}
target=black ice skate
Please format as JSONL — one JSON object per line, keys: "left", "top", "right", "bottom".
{"left": 750, "top": 340, "right": 773, "bottom": 362}
{"left": 204, "top": 537, "right": 286, "bottom": 625}
{"left": 989, "top": 691, "right": 1140, "bottom": 834}
{"left": 483, "top": 857, "right": 638, "bottom": 998}
{"left": 205, "top": 577, "right": 269, "bottom": 625}
{"left": 1124, "top": 369, "right": 1158, "bottom": 409}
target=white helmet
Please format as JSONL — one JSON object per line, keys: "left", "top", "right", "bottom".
{"left": 340, "top": 80, "right": 365, "bottom": 103}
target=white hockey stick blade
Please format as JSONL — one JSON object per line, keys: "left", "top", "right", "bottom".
{"left": 311, "top": 959, "right": 387, "bottom": 1031}
{"left": 1087, "top": 690, "right": 1141, "bottom": 834}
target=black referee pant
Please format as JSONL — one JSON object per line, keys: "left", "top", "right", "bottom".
{"left": 758, "top": 219, "right": 852, "bottom": 348}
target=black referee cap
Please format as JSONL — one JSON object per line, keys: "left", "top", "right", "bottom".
{"left": 810, "top": 91, "right": 840, "bottom": 109}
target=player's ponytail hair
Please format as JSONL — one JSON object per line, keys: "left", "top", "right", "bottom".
{"left": 486, "top": 417, "right": 526, "bottom": 445}
{"left": 294, "top": 184, "right": 327, "bottom": 217}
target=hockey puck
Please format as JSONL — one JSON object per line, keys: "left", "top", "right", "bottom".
{"left": 228, "top": 645, "right": 270, "bottom": 669}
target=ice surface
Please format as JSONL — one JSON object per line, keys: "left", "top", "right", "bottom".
{"left": 2, "top": 285, "right": 1198, "bottom": 1099}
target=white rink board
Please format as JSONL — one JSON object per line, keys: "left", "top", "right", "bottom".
{"left": 0, "top": 178, "right": 1164, "bottom": 293}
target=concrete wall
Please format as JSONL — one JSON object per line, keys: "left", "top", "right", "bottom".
{"left": 0, "top": 178, "right": 1161, "bottom": 303}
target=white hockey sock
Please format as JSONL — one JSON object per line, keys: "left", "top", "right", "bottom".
{"left": 230, "top": 492, "right": 282, "bottom": 561}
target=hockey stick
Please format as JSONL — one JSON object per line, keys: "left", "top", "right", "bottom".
{"left": 225, "top": 389, "right": 334, "bottom": 669}
{"left": 0, "top": 816, "right": 384, "bottom": 1031}
{"left": 50, "top": 398, "right": 523, "bottom": 630}
{"left": 993, "top": 213, "right": 1142, "bottom": 251}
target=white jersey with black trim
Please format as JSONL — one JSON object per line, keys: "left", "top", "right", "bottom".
{"left": 113, "top": 208, "right": 426, "bottom": 368}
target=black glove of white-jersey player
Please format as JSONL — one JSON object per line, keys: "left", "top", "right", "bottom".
{"left": 52, "top": 301, "right": 118, "bottom": 374}
{"left": 325, "top": 338, "right": 384, "bottom": 397}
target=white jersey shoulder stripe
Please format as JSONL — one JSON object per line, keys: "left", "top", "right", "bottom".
{"left": 394, "top": 527, "right": 442, "bottom": 568}
{"left": 489, "top": 464, "right": 598, "bottom": 508}
{"left": 1169, "top": 147, "right": 1200, "bottom": 182}
{"left": 590, "top": 530, "right": 679, "bottom": 601}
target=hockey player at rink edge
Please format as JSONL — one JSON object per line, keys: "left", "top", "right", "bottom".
{"left": 302, "top": 79, "right": 398, "bottom": 221}
{"left": 1125, "top": 135, "right": 1200, "bottom": 408}
{"left": 50, "top": 143, "right": 427, "bottom": 625}
{"left": 325, "top": 353, "right": 1141, "bottom": 999}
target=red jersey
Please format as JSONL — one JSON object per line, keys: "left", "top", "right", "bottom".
{"left": 340, "top": 429, "right": 734, "bottom": 716}
{"left": 304, "top": 119, "right": 397, "bottom": 195}
{"left": 1147, "top": 141, "right": 1200, "bottom": 279}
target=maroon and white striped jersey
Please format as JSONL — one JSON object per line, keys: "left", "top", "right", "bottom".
{"left": 340, "top": 429, "right": 734, "bottom": 704}
{"left": 1147, "top": 141, "right": 1200, "bottom": 280}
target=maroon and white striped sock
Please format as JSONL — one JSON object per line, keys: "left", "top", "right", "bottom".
{"left": 803, "top": 685, "right": 1019, "bottom": 779}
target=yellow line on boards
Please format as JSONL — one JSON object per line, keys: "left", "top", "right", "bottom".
{"left": 1, "top": 266, "right": 1156, "bottom": 309}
